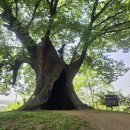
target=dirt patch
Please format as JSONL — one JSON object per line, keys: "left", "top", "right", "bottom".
{"left": 52, "top": 110, "right": 130, "bottom": 130}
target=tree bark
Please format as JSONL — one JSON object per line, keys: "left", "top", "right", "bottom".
{"left": 42, "top": 65, "right": 90, "bottom": 110}
{"left": 19, "top": 37, "right": 64, "bottom": 110}
{"left": 18, "top": 38, "right": 90, "bottom": 110}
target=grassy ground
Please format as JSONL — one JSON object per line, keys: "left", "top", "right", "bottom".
{"left": 94, "top": 105, "right": 130, "bottom": 113}
{"left": 0, "top": 111, "right": 91, "bottom": 130}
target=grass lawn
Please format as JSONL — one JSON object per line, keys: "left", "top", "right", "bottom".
{"left": 95, "top": 105, "right": 130, "bottom": 113}
{"left": 0, "top": 111, "right": 91, "bottom": 130}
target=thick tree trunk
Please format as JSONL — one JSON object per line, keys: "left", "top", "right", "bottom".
{"left": 42, "top": 65, "right": 90, "bottom": 110}
{"left": 19, "top": 38, "right": 90, "bottom": 110}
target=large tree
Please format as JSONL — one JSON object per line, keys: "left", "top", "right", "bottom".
{"left": 0, "top": 0, "right": 130, "bottom": 110}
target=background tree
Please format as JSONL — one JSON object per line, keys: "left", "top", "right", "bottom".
{"left": 74, "top": 63, "right": 119, "bottom": 107}
{"left": 0, "top": 0, "right": 130, "bottom": 110}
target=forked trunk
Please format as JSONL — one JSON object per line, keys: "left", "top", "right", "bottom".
{"left": 19, "top": 38, "right": 90, "bottom": 110}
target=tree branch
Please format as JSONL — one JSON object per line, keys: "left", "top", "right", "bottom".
{"left": 102, "top": 20, "right": 130, "bottom": 33}
{"left": 58, "top": 44, "right": 66, "bottom": 59}
{"left": 14, "top": 0, "right": 18, "bottom": 19}
{"left": 69, "top": 48, "right": 87, "bottom": 77}
{"left": 46, "top": 0, "right": 51, "bottom": 7}
{"left": 58, "top": 3, "right": 66, "bottom": 10}
{"left": 3, "top": 23, "right": 37, "bottom": 59}
{"left": 102, "top": 26, "right": 130, "bottom": 34}
{"left": 27, "top": 0, "right": 42, "bottom": 28}
{"left": 45, "top": 0, "right": 59, "bottom": 38}
{"left": 91, "top": 0, "right": 99, "bottom": 23}
{"left": 70, "top": 42, "right": 81, "bottom": 64}
{"left": 50, "top": 0, "right": 54, "bottom": 16}
{"left": 93, "top": 9, "right": 126, "bottom": 29}
{"left": 0, "top": 0, "right": 16, "bottom": 25}
{"left": 52, "top": 0, "right": 58, "bottom": 16}
{"left": 11, "top": 58, "right": 34, "bottom": 86}
{"left": 94, "top": 0, "right": 113, "bottom": 20}
{"left": 1, "top": 1, "right": 37, "bottom": 58}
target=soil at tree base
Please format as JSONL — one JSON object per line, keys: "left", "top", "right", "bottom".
{"left": 52, "top": 109, "right": 130, "bottom": 130}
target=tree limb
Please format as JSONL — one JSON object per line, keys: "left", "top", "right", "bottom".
{"left": 70, "top": 42, "right": 81, "bottom": 64}
{"left": 69, "top": 48, "right": 87, "bottom": 78}
{"left": 46, "top": 0, "right": 51, "bottom": 7}
{"left": 102, "top": 20, "right": 130, "bottom": 33}
{"left": 27, "top": 0, "right": 42, "bottom": 28}
{"left": 3, "top": 23, "right": 37, "bottom": 59}
{"left": 102, "top": 26, "right": 130, "bottom": 34}
{"left": 70, "top": 1, "right": 112, "bottom": 68}
{"left": 91, "top": 0, "right": 99, "bottom": 24}
{"left": 52, "top": 0, "right": 59, "bottom": 16}
{"left": 1, "top": 0, "right": 37, "bottom": 58}
{"left": 14, "top": 0, "right": 18, "bottom": 19}
{"left": 93, "top": 9, "right": 126, "bottom": 29}
{"left": 45, "top": 0, "right": 59, "bottom": 38}
{"left": 94, "top": 0, "right": 113, "bottom": 20}
{"left": 12, "top": 58, "right": 34, "bottom": 86}
{"left": 58, "top": 44, "right": 66, "bottom": 59}
{"left": 58, "top": 3, "right": 66, "bottom": 10}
